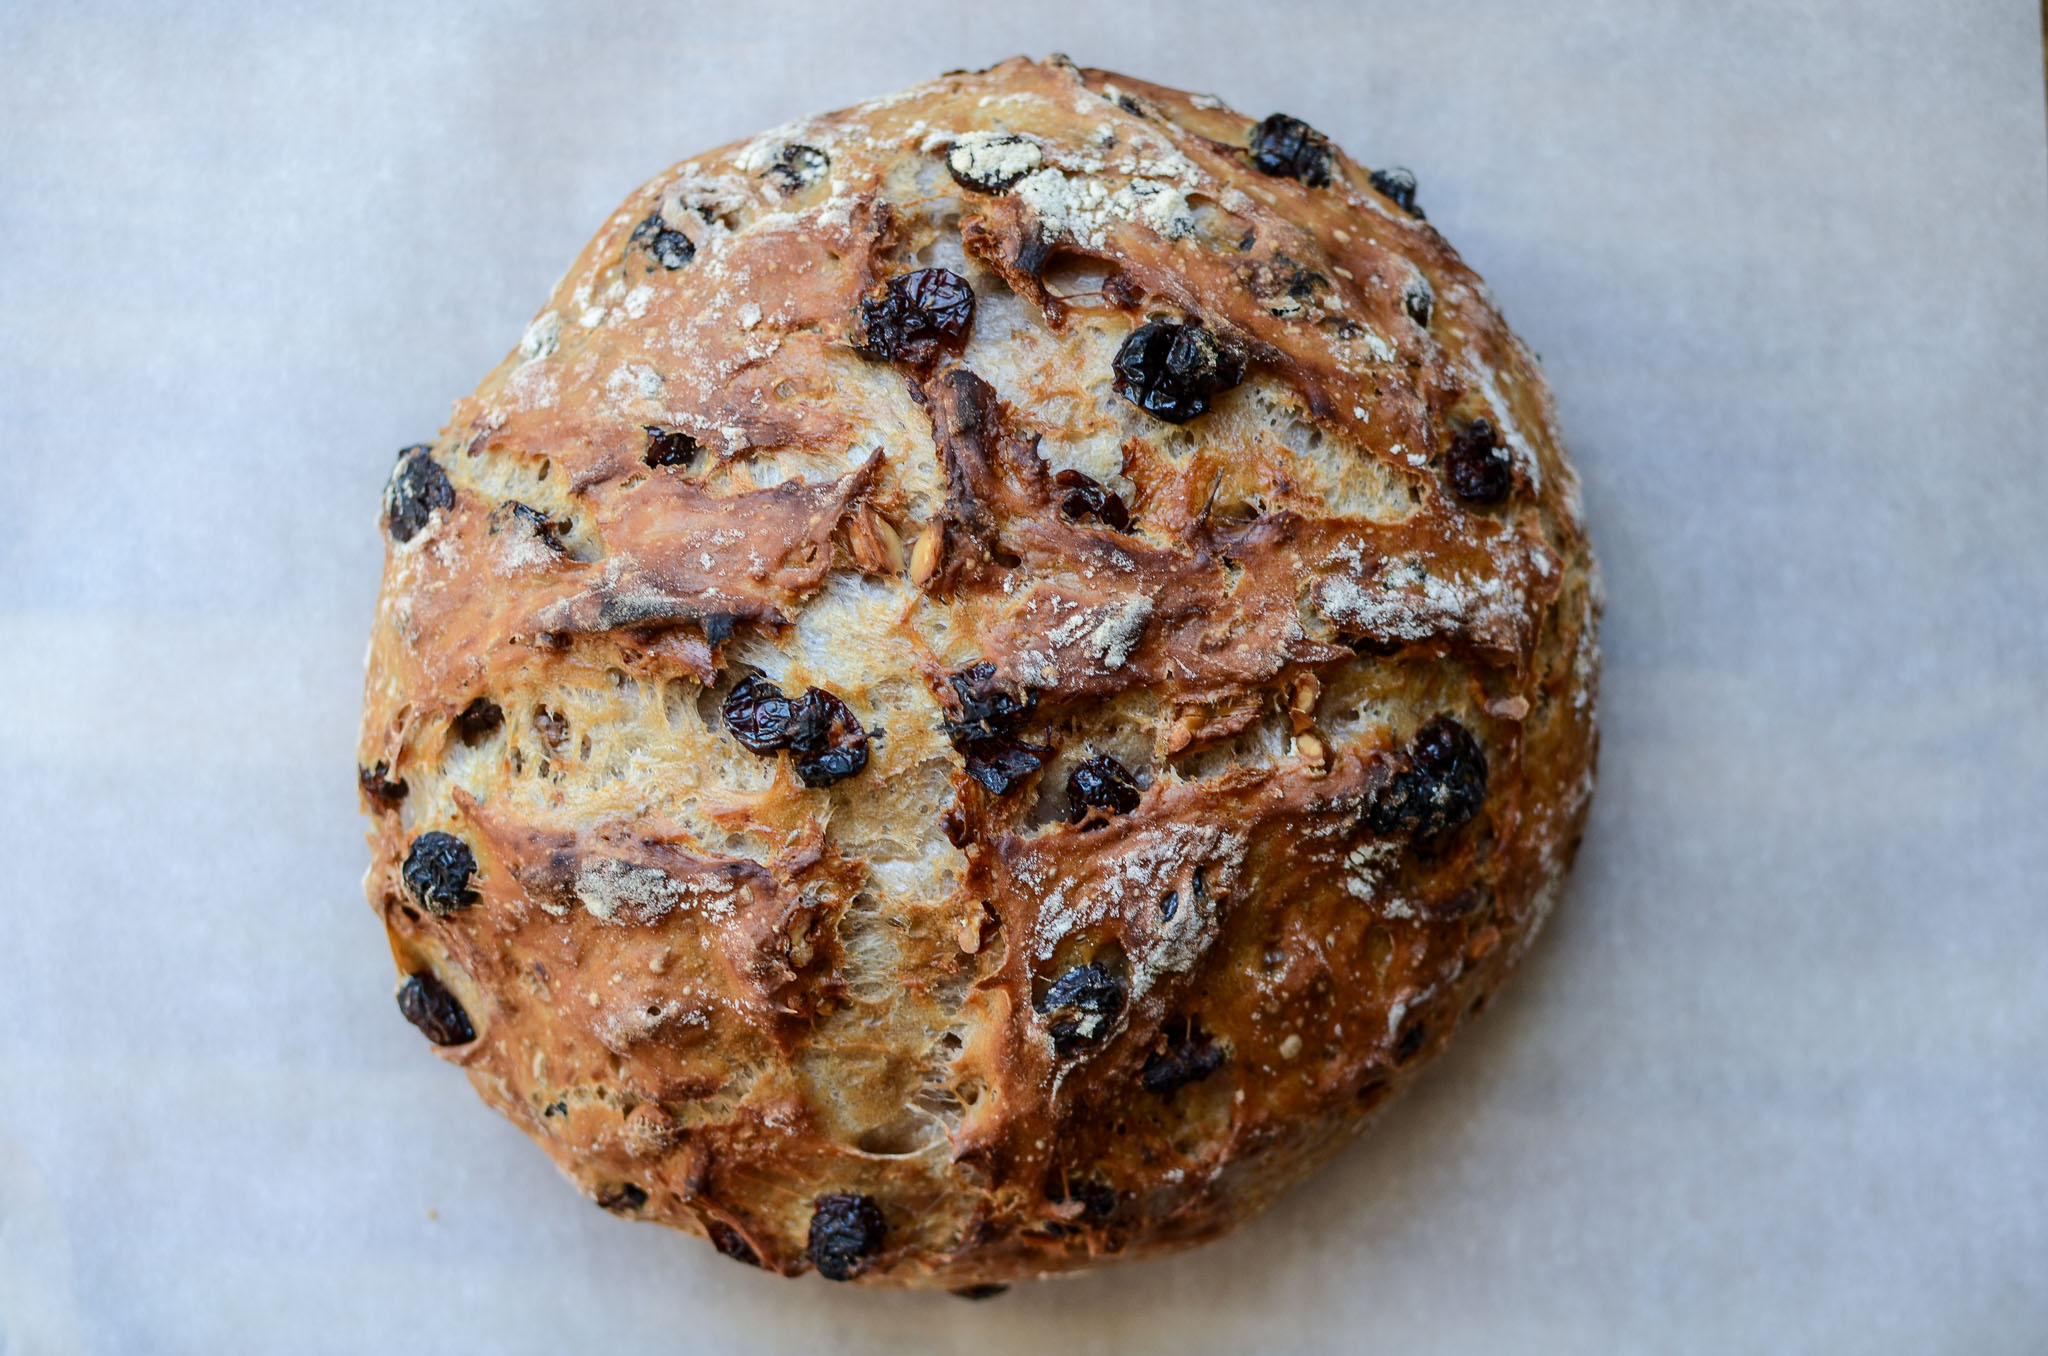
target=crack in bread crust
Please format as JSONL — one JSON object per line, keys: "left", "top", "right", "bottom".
{"left": 358, "top": 54, "right": 1600, "bottom": 1287}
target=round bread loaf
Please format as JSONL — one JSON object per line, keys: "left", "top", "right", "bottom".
{"left": 358, "top": 55, "right": 1600, "bottom": 1288}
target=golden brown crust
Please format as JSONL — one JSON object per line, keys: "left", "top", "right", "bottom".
{"left": 358, "top": 55, "right": 1599, "bottom": 1286}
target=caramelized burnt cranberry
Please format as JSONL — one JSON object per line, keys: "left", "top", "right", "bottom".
{"left": 384, "top": 445, "right": 454, "bottom": 543}
{"left": 1111, "top": 321, "right": 1244, "bottom": 424}
{"left": 807, "top": 1193, "right": 886, "bottom": 1281}
{"left": 396, "top": 970, "right": 475, "bottom": 1045}
{"left": 1053, "top": 469, "right": 1131, "bottom": 531}
{"left": 856, "top": 268, "right": 976, "bottom": 366}
{"left": 1066, "top": 755, "right": 1140, "bottom": 822}
{"left": 1248, "top": 113, "right": 1333, "bottom": 186}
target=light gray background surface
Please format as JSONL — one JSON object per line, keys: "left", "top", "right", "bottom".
{"left": 2, "top": 2, "right": 2044, "bottom": 1352}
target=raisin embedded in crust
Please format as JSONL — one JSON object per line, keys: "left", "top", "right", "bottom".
{"left": 764, "top": 143, "right": 830, "bottom": 193}
{"left": 1037, "top": 962, "right": 1128, "bottom": 1053}
{"left": 941, "top": 662, "right": 1049, "bottom": 795}
{"left": 384, "top": 445, "right": 454, "bottom": 543}
{"left": 401, "top": 831, "right": 480, "bottom": 916}
{"left": 946, "top": 132, "right": 1042, "bottom": 193}
{"left": 596, "top": 1182, "right": 650, "bottom": 1214}
{"left": 1443, "top": 417, "right": 1513, "bottom": 505}
{"left": 643, "top": 426, "right": 699, "bottom": 468}
{"left": 396, "top": 971, "right": 475, "bottom": 1045}
{"left": 808, "top": 1193, "right": 887, "bottom": 1281}
{"left": 855, "top": 268, "right": 976, "bottom": 367}
{"left": 723, "top": 674, "right": 805, "bottom": 755}
{"left": 1404, "top": 275, "right": 1434, "bottom": 327}
{"left": 358, "top": 761, "right": 407, "bottom": 812}
{"left": 451, "top": 697, "right": 504, "bottom": 747}
{"left": 708, "top": 1221, "right": 762, "bottom": 1266}
{"left": 1365, "top": 715, "right": 1489, "bottom": 847}
{"left": 1111, "top": 321, "right": 1245, "bottom": 424}
{"left": 720, "top": 675, "right": 870, "bottom": 787}
{"left": 1066, "top": 755, "right": 1140, "bottom": 822}
{"left": 1053, "top": 469, "right": 1131, "bottom": 531}
{"left": 1369, "top": 166, "right": 1425, "bottom": 219}
{"left": 1247, "top": 113, "right": 1334, "bottom": 187}
{"left": 1140, "top": 1016, "right": 1229, "bottom": 1096}
{"left": 628, "top": 212, "right": 696, "bottom": 270}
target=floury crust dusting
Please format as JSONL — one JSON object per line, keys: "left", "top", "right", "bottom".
{"left": 358, "top": 56, "right": 1600, "bottom": 1288}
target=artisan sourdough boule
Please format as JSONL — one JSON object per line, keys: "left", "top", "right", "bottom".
{"left": 358, "top": 56, "right": 1599, "bottom": 1288}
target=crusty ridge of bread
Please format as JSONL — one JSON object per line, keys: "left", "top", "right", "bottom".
{"left": 358, "top": 55, "right": 1599, "bottom": 1287}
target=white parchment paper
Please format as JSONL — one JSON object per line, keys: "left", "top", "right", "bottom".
{"left": 2, "top": 2, "right": 2044, "bottom": 1352}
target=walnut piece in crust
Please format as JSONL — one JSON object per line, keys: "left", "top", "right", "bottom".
{"left": 358, "top": 55, "right": 1600, "bottom": 1288}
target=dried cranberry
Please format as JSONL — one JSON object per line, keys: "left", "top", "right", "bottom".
{"left": 397, "top": 970, "right": 475, "bottom": 1045}
{"left": 644, "top": 426, "right": 699, "bottom": 468}
{"left": 359, "top": 761, "right": 407, "bottom": 812}
{"left": 1370, "top": 166, "right": 1425, "bottom": 219}
{"left": 708, "top": 1221, "right": 761, "bottom": 1266}
{"left": 451, "top": 698, "right": 503, "bottom": 747}
{"left": 764, "top": 144, "right": 829, "bottom": 194}
{"left": 1443, "top": 418, "right": 1512, "bottom": 505}
{"left": 1111, "top": 321, "right": 1245, "bottom": 424}
{"left": 1140, "top": 1017, "right": 1228, "bottom": 1095}
{"left": 722, "top": 675, "right": 802, "bottom": 755}
{"left": 788, "top": 688, "right": 870, "bottom": 789}
{"left": 1053, "top": 469, "right": 1131, "bottom": 531}
{"left": 384, "top": 446, "right": 454, "bottom": 543}
{"left": 402, "top": 832, "right": 479, "bottom": 916}
{"left": 628, "top": 212, "right": 695, "bottom": 269}
{"left": 1037, "top": 962, "right": 1127, "bottom": 1053}
{"left": 1248, "top": 113, "right": 1333, "bottom": 187}
{"left": 596, "top": 1182, "right": 648, "bottom": 1213}
{"left": 807, "top": 1193, "right": 886, "bottom": 1281}
{"left": 1066, "top": 755, "right": 1140, "bottom": 822}
{"left": 1365, "top": 715, "right": 1488, "bottom": 846}
{"left": 856, "top": 268, "right": 976, "bottom": 367}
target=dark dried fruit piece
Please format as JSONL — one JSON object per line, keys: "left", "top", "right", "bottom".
{"left": 941, "top": 662, "right": 1035, "bottom": 743}
{"left": 764, "top": 143, "right": 830, "bottom": 193}
{"left": 643, "top": 426, "right": 699, "bottom": 468}
{"left": 708, "top": 1221, "right": 761, "bottom": 1266}
{"left": 1365, "top": 715, "right": 1489, "bottom": 846}
{"left": 1404, "top": 275, "right": 1434, "bottom": 327}
{"left": 384, "top": 445, "right": 454, "bottom": 543}
{"left": 628, "top": 212, "right": 695, "bottom": 269}
{"left": 951, "top": 1283, "right": 1009, "bottom": 1300}
{"left": 487, "top": 501, "right": 565, "bottom": 553}
{"left": 807, "top": 1193, "right": 886, "bottom": 1281}
{"left": 1111, "top": 321, "right": 1245, "bottom": 424}
{"left": 946, "top": 133, "right": 1040, "bottom": 193}
{"left": 1395, "top": 1021, "right": 1429, "bottom": 1063}
{"left": 961, "top": 737, "right": 1049, "bottom": 796}
{"left": 788, "top": 688, "right": 871, "bottom": 789}
{"left": 1140, "top": 1016, "right": 1229, "bottom": 1096}
{"left": 396, "top": 970, "right": 474, "bottom": 1045}
{"left": 721, "top": 675, "right": 870, "bottom": 786}
{"left": 596, "top": 1182, "right": 648, "bottom": 1213}
{"left": 1049, "top": 1176, "right": 1119, "bottom": 1222}
{"left": 1443, "top": 417, "right": 1513, "bottom": 505}
{"left": 1248, "top": 113, "right": 1333, "bottom": 187}
{"left": 452, "top": 697, "right": 504, "bottom": 747}
{"left": 856, "top": 268, "right": 976, "bottom": 367}
{"left": 1053, "top": 469, "right": 1131, "bottom": 531}
{"left": 1370, "top": 166, "right": 1425, "bottom": 219}
{"left": 1066, "top": 755, "right": 1140, "bottom": 822}
{"left": 1037, "top": 961, "right": 1127, "bottom": 1053}
{"left": 722, "top": 674, "right": 803, "bottom": 755}
{"left": 402, "top": 831, "right": 480, "bottom": 916}
{"left": 358, "top": 761, "right": 407, "bottom": 812}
